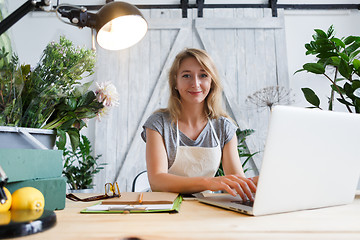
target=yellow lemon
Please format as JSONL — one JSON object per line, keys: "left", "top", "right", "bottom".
{"left": 11, "top": 209, "right": 44, "bottom": 223}
{"left": 0, "top": 187, "right": 12, "bottom": 212}
{"left": 0, "top": 211, "right": 11, "bottom": 225}
{"left": 11, "top": 187, "right": 45, "bottom": 210}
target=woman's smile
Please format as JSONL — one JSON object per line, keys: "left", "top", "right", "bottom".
{"left": 188, "top": 90, "right": 202, "bottom": 95}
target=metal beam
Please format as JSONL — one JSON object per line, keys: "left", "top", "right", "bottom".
{"left": 44, "top": 3, "right": 360, "bottom": 14}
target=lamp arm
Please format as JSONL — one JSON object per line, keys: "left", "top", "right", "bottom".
{"left": 0, "top": 0, "right": 50, "bottom": 36}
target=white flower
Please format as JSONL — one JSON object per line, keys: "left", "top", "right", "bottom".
{"left": 95, "top": 81, "right": 119, "bottom": 107}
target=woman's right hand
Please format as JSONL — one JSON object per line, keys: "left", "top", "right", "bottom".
{"left": 204, "top": 175, "right": 257, "bottom": 201}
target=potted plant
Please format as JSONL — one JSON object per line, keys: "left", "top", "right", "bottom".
{"left": 295, "top": 25, "right": 360, "bottom": 112}
{"left": 295, "top": 25, "right": 360, "bottom": 189}
{"left": 0, "top": 36, "right": 119, "bottom": 150}
{"left": 63, "top": 134, "right": 105, "bottom": 191}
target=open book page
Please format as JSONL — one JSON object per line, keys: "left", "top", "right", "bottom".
{"left": 101, "top": 192, "right": 179, "bottom": 205}
{"left": 86, "top": 203, "right": 174, "bottom": 211}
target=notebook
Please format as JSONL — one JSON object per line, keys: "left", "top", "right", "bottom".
{"left": 197, "top": 105, "right": 360, "bottom": 216}
{"left": 81, "top": 192, "right": 182, "bottom": 213}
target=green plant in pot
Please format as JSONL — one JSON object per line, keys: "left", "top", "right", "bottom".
{"left": 295, "top": 25, "right": 360, "bottom": 112}
{"left": 0, "top": 36, "right": 119, "bottom": 150}
{"left": 63, "top": 134, "right": 106, "bottom": 190}
{"left": 216, "top": 128, "right": 258, "bottom": 176}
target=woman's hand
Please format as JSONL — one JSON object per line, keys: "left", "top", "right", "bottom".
{"left": 204, "top": 175, "right": 257, "bottom": 201}
{"left": 249, "top": 176, "right": 259, "bottom": 186}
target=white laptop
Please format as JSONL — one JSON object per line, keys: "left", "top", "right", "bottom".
{"left": 197, "top": 105, "right": 360, "bottom": 216}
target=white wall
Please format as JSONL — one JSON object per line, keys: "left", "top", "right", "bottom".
{"left": 4, "top": 1, "right": 360, "bottom": 155}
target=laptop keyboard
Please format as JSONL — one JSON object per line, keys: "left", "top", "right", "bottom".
{"left": 231, "top": 200, "right": 254, "bottom": 207}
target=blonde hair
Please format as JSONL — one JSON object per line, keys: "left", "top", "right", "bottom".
{"left": 162, "top": 48, "right": 229, "bottom": 122}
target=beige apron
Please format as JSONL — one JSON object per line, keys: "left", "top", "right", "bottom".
{"left": 168, "top": 120, "right": 222, "bottom": 178}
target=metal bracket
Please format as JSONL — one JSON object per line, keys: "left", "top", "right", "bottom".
{"left": 197, "top": 0, "right": 204, "bottom": 18}
{"left": 181, "top": 0, "right": 188, "bottom": 18}
{"left": 269, "top": 0, "right": 278, "bottom": 17}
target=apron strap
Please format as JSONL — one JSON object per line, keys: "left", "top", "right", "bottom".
{"left": 208, "top": 119, "right": 220, "bottom": 145}
{"left": 176, "top": 121, "right": 180, "bottom": 147}
{"left": 176, "top": 119, "right": 220, "bottom": 147}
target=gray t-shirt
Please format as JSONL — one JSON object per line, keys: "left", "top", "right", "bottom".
{"left": 141, "top": 111, "right": 238, "bottom": 169}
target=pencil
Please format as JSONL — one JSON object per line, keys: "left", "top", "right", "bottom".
{"left": 139, "top": 193, "right": 143, "bottom": 204}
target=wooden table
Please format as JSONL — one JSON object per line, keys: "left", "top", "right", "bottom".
{"left": 18, "top": 193, "right": 360, "bottom": 240}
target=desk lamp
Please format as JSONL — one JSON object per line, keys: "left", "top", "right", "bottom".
{"left": 0, "top": 0, "right": 148, "bottom": 50}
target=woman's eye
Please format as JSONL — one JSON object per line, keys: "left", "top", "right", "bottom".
{"left": 182, "top": 74, "right": 191, "bottom": 78}
{"left": 200, "top": 74, "right": 208, "bottom": 78}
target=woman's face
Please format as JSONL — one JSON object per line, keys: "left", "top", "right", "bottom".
{"left": 176, "top": 57, "right": 212, "bottom": 105}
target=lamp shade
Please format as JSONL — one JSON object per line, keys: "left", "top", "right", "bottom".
{"left": 95, "top": 2, "right": 148, "bottom": 51}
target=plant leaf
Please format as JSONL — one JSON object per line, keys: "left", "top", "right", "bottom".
{"left": 303, "top": 63, "right": 325, "bottom": 74}
{"left": 331, "top": 37, "right": 345, "bottom": 48}
{"left": 56, "top": 129, "right": 66, "bottom": 150}
{"left": 345, "top": 41, "right": 360, "bottom": 54}
{"left": 344, "top": 82, "right": 354, "bottom": 98}
{"left": 301, "top": 88, "right": 321, "bottom": 108}
{"left": 352, "top": 80, "right": 360, "bottom": 90}
{"left": 73, "top": 81, "right": 94, "bottom": 97}
{"left": 329, "top": 56, "right": 341, "bottom": 67}
{"left": 294, "top": 68, "right": 306, "bottom": 75}
{"left": 305, "top": 43, "right": 314, "bottom": 51}
{"left": 68, "top": 129, "right": 80, "bottom": 151}
{"left": 337, "top": 98, "right": 354, "bottom": 106}
{"left": 344, "top": 36, "right": 356, "bottom": 45}
{"left": 338, "top": 52, "right": 349, "bottom": 62}
{"left": 314, "top": 29, "right": 328, "bottom": 39}
{"left": 353, "top": 59, "right": 360, "bottom": 70}
{"left": 350, "top": 50, "right": 360, "bottom": 61}
{"left": 327, "top": 25, "right": 335, "bottom": 38}
{"left": 338, "top": 58, "right": 352, "bottom": 80}
{"left": 316, "top": 52, "right": 338, "bottom": 58}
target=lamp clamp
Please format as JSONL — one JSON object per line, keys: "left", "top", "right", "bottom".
{"left": 57, "top": 5, "right": 96, "bottom": 29}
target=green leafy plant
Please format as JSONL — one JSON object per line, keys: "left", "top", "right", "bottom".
{"left": 62, "top": 135, "right": 106, "bottom": 190}
{"left": 0, "top": 36, "right": 119, "bottom": 150}
{"left": 43, "top": 81, "right": 104, "bottom": 150}
{"left": 216, "top": 128, "right": 258, "bottom": 176}
{"left": 295, "top": 25, "right": 360, "bottom": 112}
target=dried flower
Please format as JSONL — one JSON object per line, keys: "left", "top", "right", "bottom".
{"left": 246, "top": 86, "right": 294, "bottom": 111}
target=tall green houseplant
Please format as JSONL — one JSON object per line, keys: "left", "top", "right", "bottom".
{"left": 296, "top": 25, "right": 360, "bottom": 112}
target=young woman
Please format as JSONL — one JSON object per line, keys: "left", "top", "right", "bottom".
{"left": 141, "top": 48, "right": 257, "bottom": 200}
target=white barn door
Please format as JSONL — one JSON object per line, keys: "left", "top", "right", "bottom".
{"left": 197, "top": 8, "right": 289, "bottom": 171}
{"left": 94, "top": 8, "right": 289, "bottom": 192}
